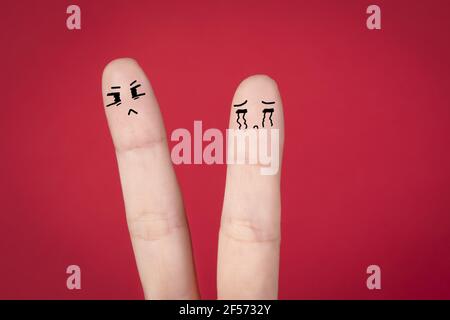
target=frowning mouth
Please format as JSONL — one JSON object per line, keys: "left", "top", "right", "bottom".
{"left": 128, "top": 109, "right": 138, "bottom": 115}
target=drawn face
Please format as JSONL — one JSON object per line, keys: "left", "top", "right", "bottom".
{"left": 233, "top": 99, "right": 275, "bottom": 129}
{"left": 105, "top": 80, "right": 146, "bottom": 116}
{"left": 231, "top": 75, "right": 281, "bottom": 130}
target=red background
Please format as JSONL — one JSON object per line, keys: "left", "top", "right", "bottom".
{"left": 0, "top": 0, "right": 449, "bottom": 299}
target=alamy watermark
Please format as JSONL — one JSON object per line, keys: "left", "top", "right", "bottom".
{"left": 170, "top": 121, "right": 280, "bottom": 176}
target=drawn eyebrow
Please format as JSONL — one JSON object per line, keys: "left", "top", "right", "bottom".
{"left": 130, "top": 80, "right": 137, "bottom": 86}
{"left": 233, "top": 100, "right": 247, "bottom": 107}
{"left": 106, "top": 102, "right": 121, "bottom": 107}
{"left": 111, "top": 86, "right": 121, "bottom": 89}
{"left": 262, "top": 101, "right": 275, "bottom": 105}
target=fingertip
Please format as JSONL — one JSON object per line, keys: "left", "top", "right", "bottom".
{"left": 236, "top": 74, "right": 279, "bottom": 90}
{"left": 102, "top": 58, "right": 146, "bottom": 94}
{"left": 101, "top": 58, "right": 164, "bottom": 151}
{"left": 230, "top": 74, "right": 284, "bottom": 131}
{"left": 102, "top": 57, "right": 140, "bottom": 80}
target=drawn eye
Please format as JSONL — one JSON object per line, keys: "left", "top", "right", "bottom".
{"left": 262, "top": 108, "right": 274, "bottom": 127}
{"left": 106, "top": 86, "right": 121, "bottom": 107}
{"left": 130, "top": 80, "right": 146, "bottom": 100}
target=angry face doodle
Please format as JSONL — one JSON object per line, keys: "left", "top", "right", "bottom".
{"left": 106, "top": 80, "right": 146, "bottom": 116}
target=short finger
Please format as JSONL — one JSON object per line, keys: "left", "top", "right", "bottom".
{"left": 217, "top": 75, "right": 284, "bottom": 299}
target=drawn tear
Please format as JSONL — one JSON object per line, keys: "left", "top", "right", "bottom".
{"left": 236, "top": 112, "right": 242, "bottom": 129}
{"left": 236, "top": 109, "right": 248, "bottom": 130}
{"left": 242, "top": 112, "right": 248, "bottom": 129}
{"left": 262, "top": 108, "right": 274, "bottom": 128}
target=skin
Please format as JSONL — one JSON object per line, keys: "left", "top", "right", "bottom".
{"left": 101, "top": 58, "right": 284, "bottom": 300}
{"left": 218, "top": 75, "right": 284, "bottom": 299}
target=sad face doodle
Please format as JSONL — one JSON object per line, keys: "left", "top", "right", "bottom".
{"left": 231, "top": 75, "right": 282, "bottom": 131}
{"left": 227, "top": 75, "right": 284, "bottom": 175}
{"left": 106, "top": 80, "right": 146, "bottom": 116}
{"left": 233, "top": 100, "right": 275, "bottom": 129}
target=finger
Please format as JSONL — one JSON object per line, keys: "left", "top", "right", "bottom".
{"left": 217, "top": 75, "right": 284, "bottom": 299}
{"left": 102, "top": 58, "right": 199, "bottom": 299}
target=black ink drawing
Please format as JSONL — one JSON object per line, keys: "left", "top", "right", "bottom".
{"left": 236, "top": 109, "right": 248, "bottom": 129}
{"left": 233, "top": 100, "right": 275, "bottom": 129}
{"left": 106, "top": 80, "right": 146, "bottom": 116}
{"left": 106, "top": 86, "right": 121, "bottom": 107}
{"left": 130, "top": 80, "right": 145, "bottom": 100}
{"left": 262, "top": 108, "right": 274, "bottom": 128}
{"left": 234, "top": 100, "right": 248, "bottom": 129}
